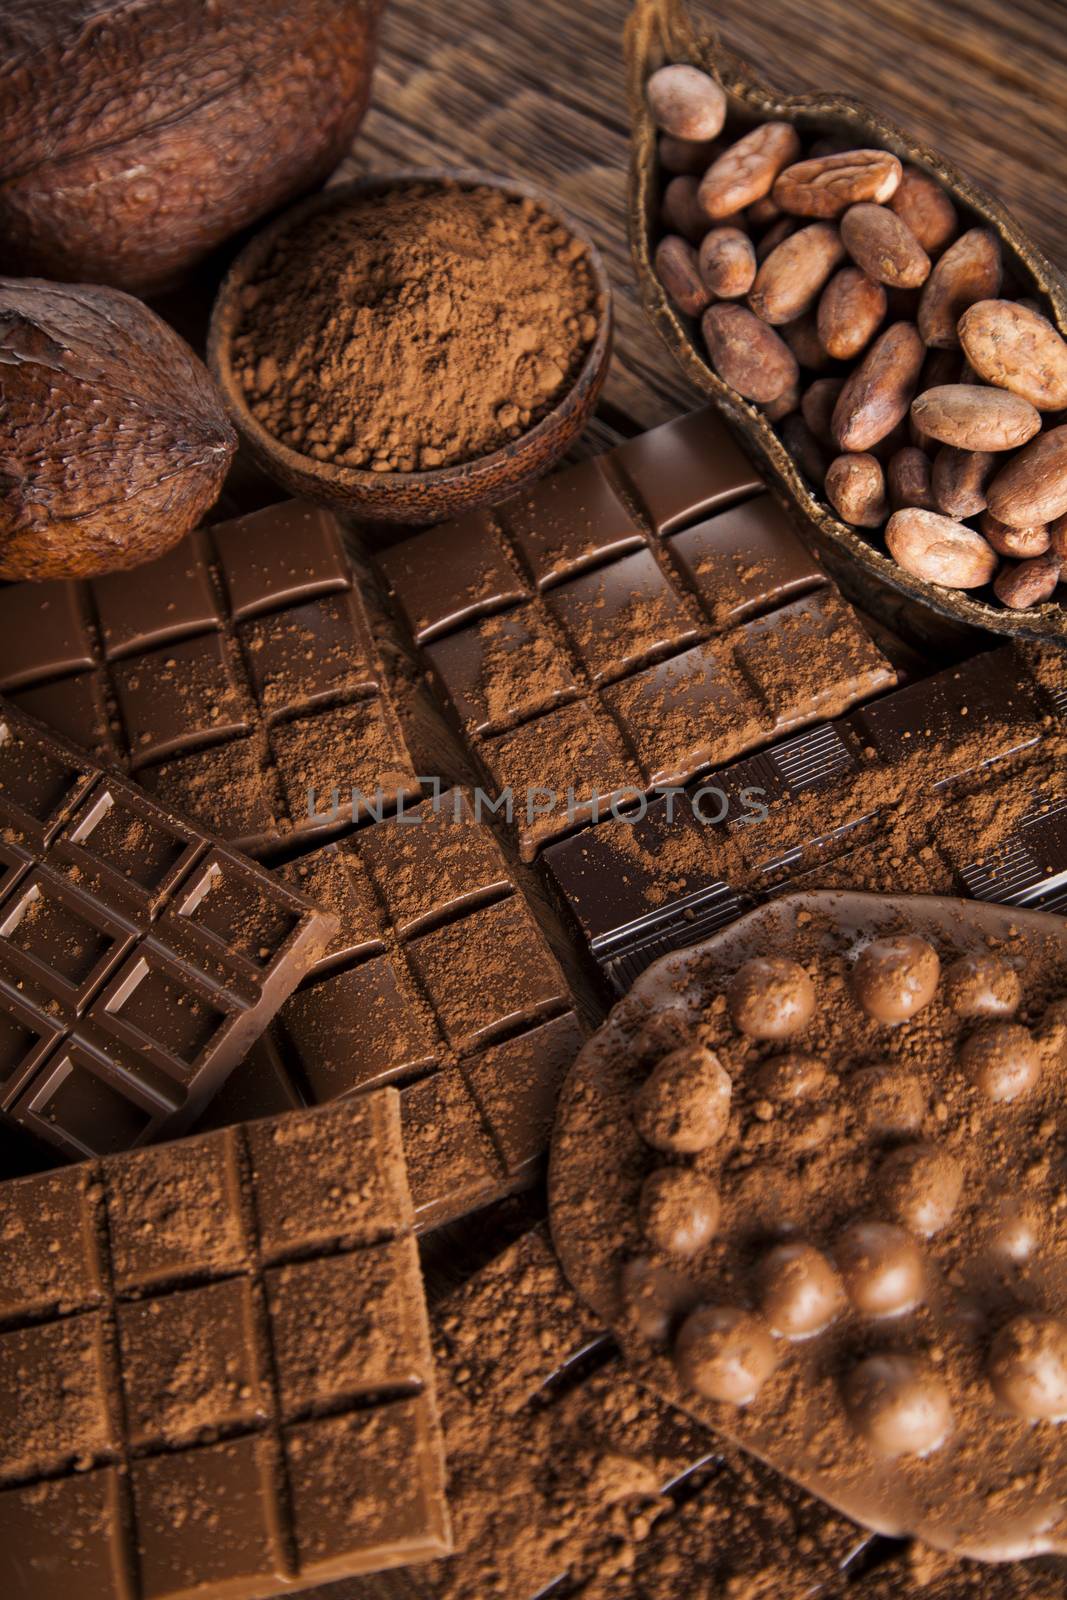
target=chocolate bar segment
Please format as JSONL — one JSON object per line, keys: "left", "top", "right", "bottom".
{"left": 0, "top": 503, "right": 419, "bottom": 856}
{"left": 0, "top": 700, "right": 336, "bottom": 1161}
{"left": 0, "top": 1091, "right": 449, "bottom": 1600}
{"left": 545, "top": 643, "right": 1067, "bottom": 992}
{"left": 380, "top": 409, "right": 895, "bottom": 860}
{"left": 197, "top": 789, "right": 584, "bottom": 1231}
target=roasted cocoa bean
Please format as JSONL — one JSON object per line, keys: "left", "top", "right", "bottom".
{"left": 698, "top": 122, "right": 802, "bottom": 219}
{"left": 817, "top": 267, "right": 887, "bottom": 359}
{"left": 831, "top": 321, "right": 925, "bottom": 451}
{"left": 993, "top": 553, "right": 1062, "bottom": 609}
{"left": 958, "top": 299, "right": 1067, "bottom": 411}
{"left": 910, "top": 385, "right": 1041, "bottom": 451}
{"left": 702, "top": 302, "right": 798, "bottom": 402}
{"left": 655, "top": 235, "right": 710, "bottom": 317}
{"left": 885, "top": 509, "right": 998, "bottom": 588}
{"left": 917, "top": 229, "right": 1002, "bottom": 348}
{"left": 646, "top": 64, "right": 727, "bottom": 141}
{"left": 979, "top": 512, "right": 1051, "bottom": 559}
{"left": 840, "top": 203, "right": 931, "bottom": 289}
{"left": 699, "top": 227, "right": 757, "bottom": 298}
{"left": 887, "top": 446, "right": 937, "bottom": 511}
{"left": 932, "top": 446, "right": 995, "bottom": 518}
{"left": 772, "top": 149, "right": 902, "bottom": 217}
{"left": 888, "top": 167, "right": 958, "bottom": 256}
{"left": 986, "top": 425, "right": 1067, "bottom": 527}
{"left": 825, "top": 451, "right": 888, "bottom": 526}
{"left": 748, "top": 223, "right": 845, "bottom": 324}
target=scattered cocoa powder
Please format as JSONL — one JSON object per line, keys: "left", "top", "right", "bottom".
{"left": 231, "top": 182, "right": 602, "bottom": 472}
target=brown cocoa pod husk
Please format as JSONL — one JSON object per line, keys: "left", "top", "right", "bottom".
{"left": 993, "top": 553, "right": 1063, "bottom": 609}
{"left": 958, "top": 299, "right": 1067, "bottom": 411}
{"left": 932, "top": 446, "right": 996, "bottom": 518}
{"left": 888, "top": 167, "right": 958, "bottom": 257}
{"left": 698, "top": 122, "right": 802, "bottom": 219}
{"left": 772, "top": 149, "right": 902, "bottom": 218}
{"left": 656, "top": 235, "right": 711, "bottom": 317}
{"left": 802, "top": 377, "right": 845, "bottom": 448}
{"left": 659, "top": 133, "right": 722, "bottom": 176}
{"left": 780, "top": 414, "right": 830, "bottom": 486}
{"left": 661, "top": 175, "right": 709, "bottom": 244}
{"left": 748, "top": 223, "right": 846, "bottom": 325}
{"left": 825, "top": 452, "right": 889, "bottom": 527}
{"left": 910, "top": 385, "right": 1042, "bottom": 452}
{"left": 698, "top": 227, "right": 757, "bottom": 299}
{"left": 702, "top": 303, "right": 798, "bottom": 402}
{"left": 887, "top": 446, "right": 937, "bottom": 511}
{"left": 979, "top": 512, "right": 1051, "bottom": 559}
{"left": 780, "top": 310, "right": 831, "bottom": 371}
{"left": 832, "top": 321, "right": 925, "bottom": 451}
{"left": 917, "top": 228, "right": 1002, "bottom": 348}
{"left": 840, "top": 203, "right": 931, "bottom": 289}
{"left": 885, "top": 509, "right": 998, "bottom": 588}
{"left": 986, "top": 424, "right": 1067, "bottom": 527}
{"left": 817, "top": 267, "right": 887, "bottom": 359}
{"left": 646, "top": 64, "right": 727, "bottom": 141}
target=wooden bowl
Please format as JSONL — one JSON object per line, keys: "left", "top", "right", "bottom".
{"left": 208, "top": 171, "right": 613, "bottom": 524}
{"left": 626, "top": 0, "right": 1067, "bottom": 645}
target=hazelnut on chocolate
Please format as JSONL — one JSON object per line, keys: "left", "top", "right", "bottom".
{"left": 727, "top": 957, "right": 815, "bottom": 1039}
{"left": 639, "top": 1167, "right": 721, "bottom": 1257}
{"left": 633, "top": 1045, "right": 732, "bottom": 1154}
{"left": 674, "top": 1305, "right": 778, "bottom": 1404}
{"left": 851, "top": 934, "right": 940, "bottom": 1024}
{"left": 843, "top": 1353, "right": 952, "bottom": 1457}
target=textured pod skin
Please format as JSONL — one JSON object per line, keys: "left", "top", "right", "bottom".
{"left": 0, "top": 278, "right": 236, "bottom": 578}
{"left": 0, "top": 0, "right": 383, "bottom": 293}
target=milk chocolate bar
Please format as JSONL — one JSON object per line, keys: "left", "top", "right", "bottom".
{"left": 0, "top": 700, "right": 337, "bottom": 1161}
{"left": 379, "top": 409, "right": 896, "bottom": 859}
{"left": 0, "top": 501, "right": 419, "bottom": 856}
{"left": 544, "top": 643, "right": 1067, "bottom": 993}
{"left": 0, "top": 1090, "right": 450, "bottom": 1599}
{"left": 197, "top": 789, "right": 584, "bottom": 1230}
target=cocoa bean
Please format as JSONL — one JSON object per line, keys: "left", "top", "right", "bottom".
{"left": 698, "top": 122, "right": 802, "bottom": 220}
{"left": 655, "top": 235, "right": 710, "bottom": 317}
{"left": 780, "top": 311, "right": 830, "bottom": 371}
{"left": 702, "top": 303, "right": 798, "bottom": 402}
{"left": 910, "top": 385, "right": 1041, "bottom": 451}
{"left": 802, "top": 377, "right": 845, "bottom": 448}
{"left": 958, "top": 299, "right": 1067, "bottom": 411}
{"left": 747, "top": 223, "right": 846, "bottom": 325}
{"left": 831, "top": 322, "right": 924, "bottom": 451}
{"left": 698, "top": 227, "right": 757, "bottom": 298}
{"left": 646, "top": 65, "right": 727, "bottom": 142}
{"left": 771, "top": 149, "right": 902, "bottom": 217}
{"left": 661, "top": 175, "right": 709, "bottom": 244}
{"left": 825, "top": 452, "right": 889, "bottom": 526}
{"left": 817, "top": 267, "right": 886, "bottom": 359}
{"left": 979, "top": 512, "right": 1051, "bottom": 559}
{"left": 760, "top": 381, "right": 801, "bottom": 422}
{"left": 747, "top": 195, "right": 782, "bottom": 228}
{"left": 887, "top": 446, "right": 936, "bottom": 511}
{"left": 659, "top": 134, "right": 721, "bottom": 176}
{"left": 755, "top": 217, "right": 798, "bottom": 262}
{"left": 932, "top": 446, "right": 995, "bottom": 518}
{"left": 885, "top": 509, "right": 998, "bottom": 588}
{"left": 1051, "top": 513, "right": 1067, "bottom": 559}
{"left": 986, "top": 425, "right": 1067, "bottom": 527}
{"left": 780, "top": 414, "right": 829, "bottom": 486}
{"left": 840, "top": 203, "right": 931, "bottom": 289}
{"left": 888, "top": 167, "right": 958, "bottom": 256}
{"left": 917, "top": 229, "right": 1002, "bottom": 348}
{"left": 993, "top": 553, "right": 1062, "bottom": 609}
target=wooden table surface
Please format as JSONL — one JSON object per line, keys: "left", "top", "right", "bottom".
{"left": 349, "top": 0, "right": 1067, "bottom": 447}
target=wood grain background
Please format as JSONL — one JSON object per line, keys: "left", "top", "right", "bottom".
{"left": 345, "top": 0, "right": 1067, "bottom": 447}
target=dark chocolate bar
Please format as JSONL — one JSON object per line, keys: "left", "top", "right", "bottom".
{"left": 379, "top": 408, "right": 896, "bottom": 860}
{"left": 544, "top": 643, "right": 1067, "bottom": 993}
{"left": 0, "top": 1090, "right": 450, "bottom": 1599}
{"left": 0, "top": 699, "right": 336, "bottom": 1160}
{"left": 0, "top": 501, "right": 419, "bottom": 857}
{"left": 196, "top": 789, "right": 584, "bottom": 1230}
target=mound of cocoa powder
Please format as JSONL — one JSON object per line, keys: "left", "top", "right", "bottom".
{"left": 231, "top": 182, "right": 602, "bottom": 472}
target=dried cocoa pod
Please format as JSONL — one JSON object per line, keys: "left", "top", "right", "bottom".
{"left": 747, "top": 223, "right": 846, "bottom": 325}
{"left": 702, "top": 303, "right": 798, "bottom": 402}
{"left": 888, "top": 167, "right": 958, "bottom": 256}
{"left": 832, "top": 322, "right": 925, "bottom": 451}
{"left": 986, "top": 425, "right": 1067, "bottom": 527}
{"left": 754, "top": 217, "right": 798, "bottom": 263}
{"left": 840, "top": 203, "right": 931, "bottom": 289}
{"left": 661, "top": 175, "right": 709, "bottom": 244}
{"left": 885, "top": 509, "right": 998, "bottom": 588}
{"left": 887, "top": 446, "right": 937, "bottom": 511}
{"left": 817, "top": 267, "right": 887, "bottom": 359}
{"left": 698, "top": 122, "right": 802, "bottom": 220}
{"left": 802, "top": 378, "right": 845, "bottom": 448}
{"left": 0, "top": 0, "right": 382, "bottom": 294}
{"left": 698, "top": 228, "right": 757, "bottom": 298}
{"left": 910, "top": 385, "right": 1042, "bottom": 451}
{"left": 825, "top": 452, "right": 888, "bottom": 527}
{"left": 0, "top": 278, "right": 235, "bottom": 579}
{"left": 917, "top": 229, "right": 1002, "bottom": 348}
{"left": 646, "top": 64, "right": 727, "bottom": 141}
{"left": 957, "top": 299, "right": 1067, "bottom": 410}
{"left": 656, "top": 236, "right": 711, "bottom": 317}
{"left": 780, "top": 414, "right": 829, "bottom": 486}
{"left": 979, "top": 513, "right": 1051, "bottom": 559}
{"left": 659, "top": 134, "right": 721, "bottom": 175}
{"left": 993, "top": 553, "right": 1063, "bottom": 609}
{"left": 932, "top": 446, "right": 995, "bottom": 518}
{"left": 780, "top": 311, "right": 830, "bottom": 371}
{"left": 773, "top": 150, "right": 902, "bottom": 217}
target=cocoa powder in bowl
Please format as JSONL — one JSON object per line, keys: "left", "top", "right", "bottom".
{"left": 228, "top": 179, "right": 602, "bottom": 474}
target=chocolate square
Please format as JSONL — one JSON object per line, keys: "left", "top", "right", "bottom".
{"left": 379, "top": 507, "right": 526, "bottom": 643}
{"left": 604, "top": 641, "right": 765, "bottom": 785}
{"left": 613, "top": 406, "right": 763, "bottom": 533}
{"left": 9, "top": 672, "right": 116, "bottom": 762}
{"left": 112, "top": 631, "right": 251, "bottom": 769}
{"left": 139, "top": 735, "right": 285, "bottom": 856}
{"left": 0, "top": 1313, "right": 115, "bottom": 1481}
{"left": 426, "top": 608, "right": 577, "bottom": 734}
{"left": 269, "top": 698, "right": 418, "bottom": 834}
{"left": 0, "top": 1167, "right": 103, "bottom": 1322}
{"left": 238, "top": 592, "right": 377, "bottom": 717}
{"left": 502, "top": 458, "right": 643, "bottom": 587}
{"left": 547, "top": 548, "right": 701, "bottom": 683}
{"left": 0, "top": 715, "right": 95, "bottom": 847}
{"left": 462, "top": 1011, "right": 585, "bottom": 1178}
{"left": 356, "top": 788, "right": 511, "bottom": 936}
{"left": 92, "top": 947, "right": 237, "bottom": 1082}
{"left": 279, "top": 958, "right": 438, "bottom": 1099}
{"left": 0, "top": 869, "right": 133, "bottom": 1007}
{"left": 0, "top": 581, "right": 93, "bottom": 691}
{"left": 9, "top": 1043, "right": 166, "bottom": 1158}
{"left": 213, "top": 500, "right": 350, "bottom": 620}
{"left": 164, "top": 848, "right": 304, "bottom": 972}
{"left": 104, "top": 1130, "right": 247, "bottom": 1291}
{"left": 734, "top": 589, "right": 895, "bottom": 733}
{"left": 91, "top": 533, "right": 222, "bottom": 660}
{"left": 667, "top": 492, "right": 824, "bottom": 628}
{"left": 0, "top": 1471, "right": 129, "bottom": 1600}
{"left": 280, "top": 846, "right": 385, "bottom": 972}
{"left": 54, "top": 783, "right": 202, "bottom": 910}
{"left": 398, "top": 1070, "right": 506, "bottom": 1230}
